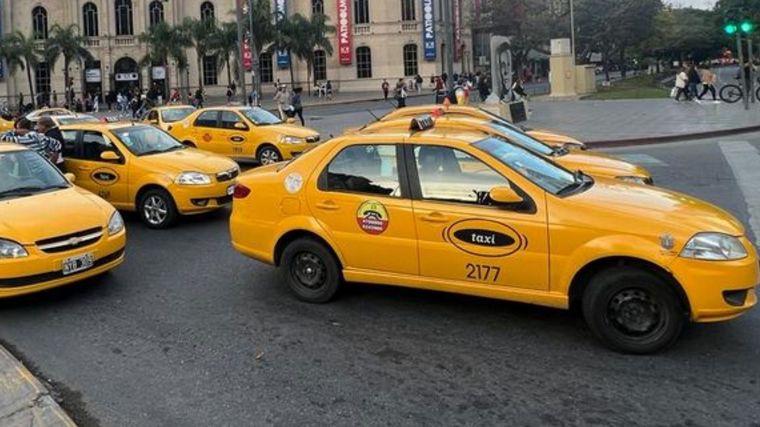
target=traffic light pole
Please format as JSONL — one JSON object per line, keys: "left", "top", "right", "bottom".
{"left": 749, "top": 35, "right": 755, "bottom": 103}
{"left": 235, "top": 2, "right": 248, "bottom": 103}
{"left": 737, "top": 32, "right": 749, "bottom": 110}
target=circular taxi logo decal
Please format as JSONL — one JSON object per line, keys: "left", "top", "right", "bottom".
{"left": 90, "top": 168, "right": 119, "bottom": 186}
{"left": 356, "top": 200, "right": 389, "bottom": 235}
{"left": 284, "top": 173, "right": 303, "bottom": 193}
{"left": 202, "top": 133, "right": 213, "bottom": 142}
{"left": 443, "top": 219, "right": 526, "bottom": 258}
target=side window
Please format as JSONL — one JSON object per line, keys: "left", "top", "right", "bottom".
{"left": 81, "top": 132, "right": 117, "bottom": 161}
{"left": 414, "top": 145, "right": 510, "bottom": 205}
{"left": 61, "top": 130, "right": 79, "bottom": 157}
{"left": 194, "top": 110, "right": 218, "bottom": 127}
{"left": 147, "top": 110, "right": 158, "bottom": 121}
{"left": 220, "top": 111, "right": 245, "bottom": 129}
{"left": 322, "top": 144, "right": 401, "bottom": 197}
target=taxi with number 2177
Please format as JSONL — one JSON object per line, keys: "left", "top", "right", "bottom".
{"left": 60, "top": 123, "right": 240, "bottom": 229}
{"left": 230, "top": 118, "right": 757, "bottom": 354}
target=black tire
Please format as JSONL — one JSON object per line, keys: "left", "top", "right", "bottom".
{"left": 137, "top": 188, "right": 178, "bottom": 229}
{"left": 582, "top": 267, "right": 685, "bottom": 354}
{"left": 719, "top": 84, "right": 743, "bottom": 103}
{"left": 279, "top": 238, "right": 342, "bottom": 303}
{"left": 257, "top": 145, "right": 282, "bottom": 165}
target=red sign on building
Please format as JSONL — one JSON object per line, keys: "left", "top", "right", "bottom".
{"left": 238, "top": 0, "right": 253, "bottom": 71}
{"left": 337, "top": 0, "right": 352, "bottom": 65}
{"left": 453, "top": 0, "right": 462, "bottom": 62}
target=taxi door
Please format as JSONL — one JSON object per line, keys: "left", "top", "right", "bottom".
{"left": 190, "top": 110, "right": 223, "bottom": 154}
{"left": 217, "top": 111, "right": 251, "bottom": 157}
{"left": 63, "top": 130, "right": 130, "bottom": 208}
{"left": 407, "top": 144, "right": 549, "bottom": 291}
{"left": 306, "top": 143, "right": 418, "bottom": 275}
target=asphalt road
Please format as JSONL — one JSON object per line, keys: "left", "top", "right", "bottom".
{"left": 2, "top": 127, "right": 760, "bottom": 426}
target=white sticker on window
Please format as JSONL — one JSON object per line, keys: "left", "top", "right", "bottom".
{"left": 284, "top": 173, "right": 303, "bottom": 193}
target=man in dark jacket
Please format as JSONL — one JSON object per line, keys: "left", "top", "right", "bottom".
{"left": 687, "top": 64, "right": 701, "bottom": 99}
{"left": 36, "top": 116, "right": 66, "bottom": 171}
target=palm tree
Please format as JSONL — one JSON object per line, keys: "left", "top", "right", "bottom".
{"left": 243, "top": 0, "right": 275, "bottom": 95}
{"left": 139, "top": 21, "right": 193, "bottom": 94}
{"left": 184, "top": 17, "right": 218, "bottom": 92}
{"left": 297, "top": 13, "right": 335, "bottom": 95}
{"left": 211, "top": 22, "right": 240, "bottom": 87}
{"left": 271, "top": 13, "right": 300, "bottom": 86}
{"left": 45, "top": 24, "right": 94, "bottom": 106}
{"left": 0, "top": 32, "right": 41, "bottom": 107}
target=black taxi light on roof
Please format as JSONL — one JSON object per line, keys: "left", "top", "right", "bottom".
{"left": 410, "top": 115, "right": 435, "bottom": 131}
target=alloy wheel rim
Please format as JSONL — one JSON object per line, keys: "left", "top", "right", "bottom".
{"left": 144, "top": 195, "right": 168, "bottom": 225}
{"left": 291, "top": 252, "right": 326, "bottom": 290}
{"left": 607, "top": 288, "right": 663, "bottom": 337}
{"left": 260, "top": 149, "right": 280, "bottom": 165}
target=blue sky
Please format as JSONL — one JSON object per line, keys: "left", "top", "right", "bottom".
{"left": 669, "top": 0, "right": 715, "bottom": 9}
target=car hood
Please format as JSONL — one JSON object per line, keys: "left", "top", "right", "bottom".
{"left": 267, "top": 124, "right": 320, "bottom": 138}
{"left": 528, "top": 129, "right": 586, "bottom": 148}
{"left": 557, "top": 150, "right": 651, "bottom": 179}
{"left": 0, "top": 187, "right": 112, "bottom": 244}
{"left": 138, "top": 148, "right": 238, "bottom": 174}
{"left": 555, "top": 177, "right": 744, "bottom": 236}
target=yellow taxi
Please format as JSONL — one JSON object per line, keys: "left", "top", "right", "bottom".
{"left": 26, "top": 108, "right": 75, "bottom": 121}
{"left": 376, "top": 104, "right": 587, "bottom": 150}
{"left": 361, "top": 115, "right": 653, "bottom": 185}
{"left": 230, "top": 117, "right": 757, "bottom": 354}
{"left": 0, "top": 143, "right": 126, "bottom": 297}
{"left": 0, "top": 116, "right": 13, "bottom": 133}
{"left": 143, "top": 105, "right": 197, "bottom": 132}
{"left": 168, "top": 106, "right": 320, "bottom": 165}
{"left": 28, "top": 114, "right": 99, "bottom": 127}
{"left": 60, "top": 122, "right": 240, "bottom": 229}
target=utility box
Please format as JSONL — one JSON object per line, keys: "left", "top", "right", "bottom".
{"left": 549, "top": 38, "right": 576, "bottom": 97}
{"left": 575, "top": 65, "right": 596, "bottom": 94}
{"left": 551, "top": 39, "right": 572, "bottom": 56}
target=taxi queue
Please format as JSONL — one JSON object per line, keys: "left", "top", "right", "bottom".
{"left": 0, "top": 104, "right": 756, "bottom": 354}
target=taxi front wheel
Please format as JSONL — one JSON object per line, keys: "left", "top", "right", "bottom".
{"left": 280, "top": 238, "right": 342, "bottom": 303}
{"left": 257, "top": 146, "right": 282, "bottom": 165}
{"left": 138, "top": 189, "right": 178, "bottom": 229}
{"left": 582, "top": 267, "right": 685, "bottom": 354}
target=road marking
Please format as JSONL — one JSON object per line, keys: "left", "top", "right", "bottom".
{"left": 719, "top": 141, "right": 760, "bottom": 239}
{"left": 614, "top": 153, "right": 668, "bottom": 166}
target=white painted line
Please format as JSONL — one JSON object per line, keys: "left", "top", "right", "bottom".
{"left": 719, "top": 141, "right": 760, "bottom": 240}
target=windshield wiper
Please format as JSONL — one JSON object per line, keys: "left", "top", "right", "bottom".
{"left": 557, "top": 171, "right": 592, "bottom": 196}
{"left": 552, "top": 146, "right": 569, "bottom": 157}
{"left": 0, "top": 184, "right": 67, "bottom": 198}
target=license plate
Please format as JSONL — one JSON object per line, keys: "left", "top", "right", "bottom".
{"left": 227, "top": 185, "right": 235, "bottom": 196}
{"left": 62, "top": 253, "right": 94, "bottom": 276}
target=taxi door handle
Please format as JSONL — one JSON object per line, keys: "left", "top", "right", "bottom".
{"left": 316, "top": 200, "right": 340, "bottom": 211}
{"left": 420, "top": 212, "right": 449, "bottom": 223}
{"left": 77, "top": 166, "right": 92, "bottom": 171}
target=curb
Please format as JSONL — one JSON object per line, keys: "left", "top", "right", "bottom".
{"left": 0, "top": 345, "right": 76, "bottom": 427}
{"left": 585, "top": 125, "right": 760, "bottom": 148}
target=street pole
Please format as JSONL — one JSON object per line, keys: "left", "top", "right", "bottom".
{"left": 249, "top": 0, "right": 259, "bottom": 105}
{"left": 235, "top": 1, "right": 248, "bottom": 103}
{"left": 442, "top": 0, "right": 455, "bottom": 93}
{"left": 570, "top": 0, "right": 576, "bottom": 65}
{"left": 749, "top": 34, "right": 755, "bottom": 103}
{"left": 737, "top": 31, "right": 749, "bottom": 110}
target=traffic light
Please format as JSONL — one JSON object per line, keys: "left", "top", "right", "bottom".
{"left": 725, "top": 23, "right": 739, "bottom": 35}
{"left": 741, "top": 20, "right": 755, "bottom": 33}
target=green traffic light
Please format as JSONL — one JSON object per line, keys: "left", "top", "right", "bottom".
{"left": 725, "top": 23, "right": 738, "bottom": 35}
{"left": 741, "top": 21, "right": 754, "bottom": 33}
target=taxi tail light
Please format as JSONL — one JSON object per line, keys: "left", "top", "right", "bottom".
{"left": 233, "top": 183, "right": 251, "bottom": 199}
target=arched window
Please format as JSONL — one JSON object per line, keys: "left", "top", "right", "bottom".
{"left": 403, "top": 44, "right": 418, "bottom": 76}
{"left": 149, "top": 1, "right": 164, "bottom": 27}
{"left": 200, "top": 2, "right": 215, "bottom": 21}
{"left": 202, "top": 56, "right": 218, "bottom": 85}
{"left": 115, "top": 0, "right": 133, "bottom": 36}
{"left": 312, "top": 0, "right": 324, "bottom": 15}
{"left": 35, "top": 62, "right": 51, "bottom": 98}
{"left": 314, "top": 50, "right": 327, "bottom": 81}
{"left": 356, "top": 46, "right": 372, "bottom": 79}
{"left": 401, "top": 0, "right": 415, "bottom": 21}
{"left": 259, "top": 52, "right": 273, "bottom": 83}
{"left": 32, "top": 7, "right": 48, "bottom": 40}
{"left": 354, "top": 0, "right": 369, "bottom": 24}
{"left": 82, "top": 3, "right": 99, "bottom": 37}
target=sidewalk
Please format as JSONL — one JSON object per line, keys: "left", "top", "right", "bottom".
{"left": 524, "top": 98, "right": 760, "bottom": 144}
{"left": 0, "top": 345, "right": 75, "bottom": 426}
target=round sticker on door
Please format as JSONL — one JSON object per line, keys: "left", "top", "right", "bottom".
{"left": 284, "top": 173, "right": 303, "bottom": 193}
{"left": 356, "top": 201, "right": 389, "bottom": 235}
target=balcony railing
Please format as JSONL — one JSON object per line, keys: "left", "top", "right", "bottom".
{"left": 354, "top": 24, "right": 371, "bottom": 35}
{"left": 114, "top": 36, "right": 136, "bottom": 46}
{"left": 84, "top": 38, "right": 100, "bottom": 47}
{"left": 401, "top": 22, "right": 418, "bottom": 32}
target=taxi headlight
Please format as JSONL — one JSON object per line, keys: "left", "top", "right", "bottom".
{"left": 616, "top": 176, "right": 649, "bottom": 185}
{"left": 175, "top": 172, "right": 212, "bottom": 185}
{"left": 680, "top": 232, "right": 747, "bottom": 261}
{"left": 281, "top": 136, "right": 305, "bottom": 144}
{"left": 0, "top": 239, "right": 28, "bottom": 259}
{"left": 108, "top": 211, "right": 125, "bottom": 235}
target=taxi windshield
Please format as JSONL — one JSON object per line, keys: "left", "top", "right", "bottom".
{"left": 488, "top": 121, "right": 555, "bottom": 156}
{"left": 57, "top": 115, "right": 98, "bottom": 125}
{"left": 241, "top": 107, "right": 282, "bottom": 125}
{"left": 474, "top": 136, "right": 576, "bottom": 194}
{"left": 161, "top": 108, "right": 195, "bottom": 123}
{"left": 112, "top": 125, "right": 185, "bottom": 156}
{"left": 0, "top": 150, "right": 69, "bottom": 200}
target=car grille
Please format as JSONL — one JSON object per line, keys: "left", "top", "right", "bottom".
{"left": 216, "top": 168, "right": 240, "bottom": 182}
{"left": 0, "top": 248, "right": 124, "bottom": 288}
{"left": 36, "top": 227, "right": 103, "bottom": 254}
{"left": 306, "top": 135, "right": 320, "bottom": 143}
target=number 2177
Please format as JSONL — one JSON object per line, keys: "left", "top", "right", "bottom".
{"left": 465, "top": 263, "right": 501, "bottom": 283}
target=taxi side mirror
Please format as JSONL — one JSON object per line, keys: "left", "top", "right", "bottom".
{"left": 100, "top": 151, "right": 120, "bottom": 161}
{"left": 489, "top": 186, "right": 523, "bottom": 204}
{"left": 233, "top": 122, "right": 247, "bottom": 130}
{"left": 64, "top": 173, "right": 76, "bottom": 183}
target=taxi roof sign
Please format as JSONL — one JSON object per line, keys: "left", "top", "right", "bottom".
{"left": 410, "top": 115, "right": 435, "bottom": 131}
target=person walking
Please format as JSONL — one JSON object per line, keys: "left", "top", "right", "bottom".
{"left": 194, "top": 88, "right": 204, "bottom": 109}
{"left": 290, "top": 87, "right": 305, "bottom": 126}
{"left": 687, "top": 63, "right": 701, "bottom": 100}
{"left": 381, "top": 79, "right": 390, "bottom": 101}
{"left": 674, "top": 67, "right": 689, "bottom": 101}
{"left": 226, "top": 85, "right": 234, "bottom": 104}
{"left": 274, "top": 85, "right": 288, "bottom": 119}
{"left": 415, "top": 74, "right": 423, "bottom": 93}
{"left": 697, "top": 65, "right": 717, "bottom": 101}
{"left": 395, "top": 78, "right": 407, "bottom": 108}
{"left": 93, "top": 92, "right": 100, "bottom": 113}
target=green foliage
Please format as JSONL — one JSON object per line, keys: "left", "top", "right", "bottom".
{"left": 583, "top": 74, "right": 669, "bottom": 99}
{"left": 1, "top": 31, "right": 43, "bottom": 102}
{"left": 138, "top": 21, "right": 192, "bottom": 70}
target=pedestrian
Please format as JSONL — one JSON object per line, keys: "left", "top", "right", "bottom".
{"left": 194, "top": 88, "right": 204, "bottom": 109}
{"left": 0, "top": 118, "right": 62, "bottom": 165}
{"left": 230, "top": 81, "right": 237, "bottom": 96}
{"left": 395, "top": 78, "right": 407, "bottom": 108}
{"left": 226, "top": 85, "right": 234, "bottom": 104}
{"left": 249, "top": 87, "right": 258, "bottom": 106}
{"left": 35, "top": 116, "right": 66, "bottom": 171}
{"left": 93, "top": 92, "right": 100, "bottom": 113}
{"left": 674, "top": 67, "right": 689, "bottom": 101}
{"left": 697, "top": 65, "right": 717, "bottom": 101}
{"left": 415, "top": 74, "right": 423, "bottom": 93}
{"left": 687, "top": 63, "right": 700, "bottom": 99}
{"left": 381, "top": 79, "right": 390, "bottom": 101}
{"left": 290, "top": 87, "right": 305, "bottom": 126}
{"left": 478, "top": 75, "right": 490, "bottom": 101}
{"left": 325, "top": 80, "right": 333, "bottom": 100}
{"left": 274, "top": 85, "right": 288, "bottom": 119}
{"left": 17, "top": 92, "right": 24, "bottom": 111}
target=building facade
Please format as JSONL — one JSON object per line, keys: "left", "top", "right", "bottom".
{"left": 0, "top": 0, "right": 472, "bottom": 104}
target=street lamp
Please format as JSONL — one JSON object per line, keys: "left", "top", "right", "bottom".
{"left": 570, "top": 0, "right": 576, "bottom": 65}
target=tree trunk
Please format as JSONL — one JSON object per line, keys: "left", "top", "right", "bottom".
{"left": 287, "top": 50, "right": 295, "bottom": 87}
{"left": 227, "top": 57, "right": 232, "bottom": 86}
{"left": 307, "top": 59, "right": 312, "bottom": 97}
{"left": 26, "top": 63, "right": 35, "bottom": 109}
{"left": 619, "top": 47, "right": 627, "bottom": 78}
{"left": 197, "top": 53, "right": 203, "bottom": 91}
{"left": 64, "top": 58, "right": 71, "bottom": 107}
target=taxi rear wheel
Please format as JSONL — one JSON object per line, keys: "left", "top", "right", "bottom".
{"left": 582, "top": 267, "right": 685, "bottom": 354}
{"left": 257, "top": 145, "right": 282, "bottom": 165}
{"left": 280, "top": 238, "right": 341, "bottom": 303}
{"left": 138, "top": 189, "right": 178, "bottom": 229}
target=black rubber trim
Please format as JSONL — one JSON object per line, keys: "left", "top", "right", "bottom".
{"left": 0, "top": 248, "right": 125, "bottom": 288}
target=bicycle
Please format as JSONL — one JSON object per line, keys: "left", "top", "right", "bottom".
{"left": 719, "top": 77, "right": 760, "bottom": 103}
